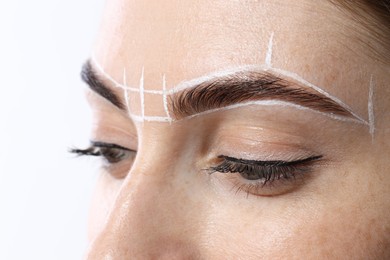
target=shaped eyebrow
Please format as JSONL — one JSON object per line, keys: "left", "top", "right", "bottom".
{"left": 169, "top": 70, "right": 359, "bottom": 121}
{"left": 81, "top": 60, "right": 367, "bottom": 124}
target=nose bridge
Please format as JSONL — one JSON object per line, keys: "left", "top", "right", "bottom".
{"left": 86, "top": 137, "right": 202, "bottom": 259}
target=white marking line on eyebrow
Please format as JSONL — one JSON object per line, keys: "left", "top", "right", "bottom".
{"left": 168, "top": 65, "right": 368, "bottom": 125}
{"left": 128, "top": 100, "right": 366, "bottom": 124}
{"left": 90, "top": 55, "right": 368, "bottom": 125}
{"left": 130, "top": 114, "right": 171, "bottom": 122}
{"left": 123, "top": 68, "right": 131, "bottom": 115}
{"left": 90, "top": 54, "right": 119, "bottom": 86}
{"left": 168, "top": 65, "right": 260, "bottom": 94}
{"left": 368, "top": 75, "right": 375, "bottom": 141}
{"left": 265, "top": 32, "right": 274, "bottom": 67}
{"left": 269, "top": 67, "right": 368, "bottom": 125}
{"left": 162, "top": 74, "right": 172, "bottom": 122}
{"left": 180, "top": 100, "right": 367, "bottom": 124}
{"left": 140, "top": 67, "right": 145, "bottom": 122}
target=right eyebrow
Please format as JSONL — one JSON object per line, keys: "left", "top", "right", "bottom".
{"left": 81, "top": 59, "right": 366, "bottom": 124}
{"left": 169, "top": 70, "right": 363, "bottom": 123}
{"left": 81, "top": 61, "right": 126, "bottom": 110}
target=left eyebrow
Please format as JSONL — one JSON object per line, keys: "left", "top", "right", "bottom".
{"left": 169, "top": 70, "right": 362, "bottom": 122}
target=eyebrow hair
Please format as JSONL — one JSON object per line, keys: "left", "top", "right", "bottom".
{"left": 169, "top": 71, "right": 357, "bottom": 121}
{"left": 81, "top": 59, "right": 363, "bottom": 123}
{"left": 81, "top": 61, "right": 126, "bottom": 110}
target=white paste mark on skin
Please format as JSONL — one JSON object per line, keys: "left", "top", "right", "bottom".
{"left": 168, "top": 65, "right": 368, "bottom": 125}
{"left": 90, "top": 52, "right": 368, "bottom": 125}
{"left": 265, "top": 32, "right": 274, "bottom": 68}
{"left": 139, "top": 67, "right": 145, "bottom": 122}
{"left": 368, "top": 75, "right": 375, "bottom": 141}
{"left": 162, "top": 74, "right": 172, "bottom": 122}
{"left": 179, "top": 100, "right": 367, "bottom": 124}
{"left": 127, "top": 100, "right": 366, "bottom": 125}
{"left": 91, "top": 54, "right": 121, "bottom": 88}
{"left": 130, "top": 114, "right": 171, "bottom": 123}
{"left": 167, "top": 66, "right": 254, "bottom": 94}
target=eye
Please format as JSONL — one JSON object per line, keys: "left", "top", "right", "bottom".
{"left": 70, "top": 141, "right": 136, "bottom": 178}
{"left": 208, "top": 155, "right": 323, "bottom": 197}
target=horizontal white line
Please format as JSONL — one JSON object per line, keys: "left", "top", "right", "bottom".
{"left": 177, "top": 100, "right": 368, "bottom": 125}
{"left": 130, "top": 114, "right": 172, "bottom": 122}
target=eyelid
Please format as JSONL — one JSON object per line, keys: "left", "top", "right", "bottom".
{"left": 90, "top": 141, "right": 135, "bottom": 152}
{"left": 207, "top": 154, "right": 323, "bottom": 197}
{"left": 211, "top": 127, "right": 324, "bottom": 164}
{"left": 218, "top": 155, "right": 323, "bottom": 167}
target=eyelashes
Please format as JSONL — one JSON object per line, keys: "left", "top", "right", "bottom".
{"left": 71, "top": 142, "right": 323, "bottom": 196}
{"left": 210, "top": 155, "right": 322, "bottom": 183}
{"left": 70, "top": 142, "right": 136, "bottom": 178}
{"left": 71, "top": 142, "right": 134, "bottom": 162}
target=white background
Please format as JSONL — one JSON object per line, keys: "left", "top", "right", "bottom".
{"left": 0, "top": 0, "right": 105, "bottom": 259}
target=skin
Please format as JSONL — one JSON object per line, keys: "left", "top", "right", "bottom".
{"left": 84, "top": 0, "right": 390, "bottom": 259}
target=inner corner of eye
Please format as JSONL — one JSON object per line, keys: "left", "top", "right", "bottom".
{"left": 202, "top": 154, "right": 225, "bottom": 168}
{"left": 213, "top": 155, "right": 227, "bottom": 162}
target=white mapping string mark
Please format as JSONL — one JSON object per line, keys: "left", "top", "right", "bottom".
{"left": 265, "top": 32, "right": 274, "bottom": 68}
{"left": 179, "top": 100, "right": 367, "bottom": 125}
{"left": 127, "top": 100, "right": 365, "bottom": 124}
{"left": 90, "top": 54, "right": 121, "bottom": 88}
{"left": 368, "top": 75, "right": 375, "bottom": 141}
{"left": 167, "top": 65, "right": 258, "bottom": 94}
{"left": 162, "top": 74, "right": 172, "bottom": 122}
{"left": 167, "top": 65, "right": 368, "bottom": 125}
{"left": 139, "top": 67, "right": 145, "bottom": 122}
{"left": 130, "top": 114, "right": 171, "bottom": 123}
{"left": 90, "top": 52, "right": 368, "bottom": 126}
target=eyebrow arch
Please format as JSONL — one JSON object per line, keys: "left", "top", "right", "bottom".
{"left": 81, "top": 61, "right": 126, "bottom": 110}
{"left": 169, "top": 70, "right": 364, "bottom": 123}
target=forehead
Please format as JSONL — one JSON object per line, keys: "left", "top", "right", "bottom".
{"left": 92, "top": 0, "right": 372, "bottom": 118}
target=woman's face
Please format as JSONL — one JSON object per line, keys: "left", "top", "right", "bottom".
{"left": 84, "top": 0, "right": 390, "bottom": 258}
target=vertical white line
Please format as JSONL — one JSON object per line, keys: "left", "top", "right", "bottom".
{"left": 123, "top": 68, "right": 131, "bottom": 116}
{"left": 140, "top": 67, "right": 145, "bottom": 122}
{"left": 265, "top": 32, "right": 274, "bottom": 68}
{"left": 162, "top": 74, "right": 172, "bottom": 122}
{"left": 368, "top": 75, "right": 375, "bottom": 142}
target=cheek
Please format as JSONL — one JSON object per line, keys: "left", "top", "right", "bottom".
{"left": 87, "top": 173, "right": 122, "bottom": 241}
{"left": 284, "top": 206, "right": 390, "bottom": 259}
{"left": 202, "top": 192, "right": 389, "bottom": 259}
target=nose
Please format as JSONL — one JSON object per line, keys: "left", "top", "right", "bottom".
{"left": 85, "top": 154, "right": 203, "bottom": 259}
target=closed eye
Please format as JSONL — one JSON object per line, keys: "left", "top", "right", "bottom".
{"left": 207, "top": 155, "right": 323, "bottom": 197}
